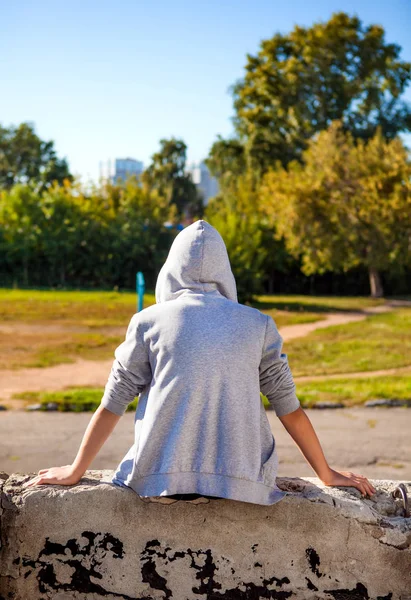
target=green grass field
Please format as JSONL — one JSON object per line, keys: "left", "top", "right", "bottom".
{"left": 0, "top": 289, "right": 156, "bottom": 326}
{"left": 13, "top": 373, "right": 411, "bottom": 411}
{"left": 286, "top": 308, "right": 411, "bottom": 377}
{"left": 14, "top": 388, "right": 138, "bottom": 412}
{"left": 0, "top": 288, "right": 330, "bottom": 370}
{"left": 253, "top": 294, "right": 386, "bottom": 313}
{"left": 0, "top": 288, "right": 386, "bottom": 325}
{"left": 1, "top": 290, "right": 410, "bottom": 403}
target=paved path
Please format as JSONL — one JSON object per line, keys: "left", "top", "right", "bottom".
{"left": 1, "top": 306, "right": 397, "bottom": 410}
{"left": 1, "top": 407, "right": 410, "bottom": 480}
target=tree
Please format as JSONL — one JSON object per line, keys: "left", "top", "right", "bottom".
{"left": 0, "top": 177, "right": 177, "bottom": 289}
{"left": 205, "top": 174, "right": 270, "bottom": 303}
{"left": 0, "top": 122, "right": 72, "bottom": 191}
{"left": 260, "top": 121, "right": 411, "bottom": 297}
{"left": 107, "top": 176, "right": 177, "bottom": 286}
{"left": 212, "top": 12, "right": 411, "bottom": 175}
{"left": 142, "top": 138, "right": 203, "bottom": 219}
{"left": 205, "top": 136, "right": 246, "bottom": 187}
{"left": 0, "top": 185, "right": 44, "bottom": 285}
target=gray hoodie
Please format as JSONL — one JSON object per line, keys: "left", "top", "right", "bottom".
{"left": 101, "top": 219, "right": 301, "bottom": 505}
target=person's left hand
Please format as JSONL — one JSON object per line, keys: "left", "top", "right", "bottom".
{"left": 23, "top": 465, "right": 82, "bottom": 488}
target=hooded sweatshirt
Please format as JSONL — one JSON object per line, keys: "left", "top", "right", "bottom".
{"left": 101, "top": 219, "right": 301, "bottom": 505}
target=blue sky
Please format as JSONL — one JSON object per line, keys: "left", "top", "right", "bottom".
{"left": 1, "top": 0, "right": 410, "bottom": 182}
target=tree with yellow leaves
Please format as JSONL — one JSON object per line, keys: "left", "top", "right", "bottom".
{"left": 260, "top": 122, "right": 411, "bottom": 297}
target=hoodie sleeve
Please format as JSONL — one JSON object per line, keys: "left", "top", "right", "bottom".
{"left": 100, "top": 313, "right": 152, "bottom": 416}
{"left": 259, "top": 315, "right": 301, "bottom": 417}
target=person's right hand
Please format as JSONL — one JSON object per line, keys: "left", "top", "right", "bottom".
{"left": 320, "top": 468, "right": 376, "bottom": 497}
{"left": 23, "top": 465, "right": 82, "bottom": 489}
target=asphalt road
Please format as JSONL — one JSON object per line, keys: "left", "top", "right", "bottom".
{"left": 1, "top": 407, "right": 410, "bottom": 481}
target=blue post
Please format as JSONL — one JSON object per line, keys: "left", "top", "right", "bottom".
{"left": 136, "top": 271, "right": 145, "bottom": 312}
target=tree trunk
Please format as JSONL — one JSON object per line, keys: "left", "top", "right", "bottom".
{"left": 309, "top": 275, "right": 315, "bottom": 295}
{"left": 369, "top": 267, "right": 384, "bottom": 298}
{"left": 22, "top": 257, "right": 29, "bottom": 287}
{"left": 268, "top": 274, "right": 274, "bottom": 294}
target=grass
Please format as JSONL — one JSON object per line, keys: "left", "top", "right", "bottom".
{"left": 0, "top": 288, "right": 332, "bottom": 370}
{"left": 0, "top": 331, "right": 124, "bottom": 370}
{"left": 0, "top": 289, "right": 150, "bottom": 369}
{"left": 293, "top": 374, "right": 411, "bottom": 408}
{"left": 15, "top": 388, "right": 138, "bottom": 412}
{"left": 0, "top": 288, "right": 326, "bottom": 327}
{"left": 0, "top": 288, "right": 156, "bottom": 326}
{"left": 0, "top": 289, "right": 409, "bottom": 372}
{"left": 286, "top": 308, "right": 411, "bottom": 377}
{"left": 252, "top": 294, "right": 387, "bottom": 314}
{"left": 13, "top": 373, "right": 411, "bottom": 411}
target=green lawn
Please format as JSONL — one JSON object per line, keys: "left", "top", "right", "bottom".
{"left": 1, "top": 289, "right": 409, "bottom": 372}
{"left": 286, "top": 308, "right": 411, "bottom": 377}
{"left": 0, "top": 288, "right": 328, "bottom": 328}
{"left": 0, "top": 289, "right": 326, "bottom": 370}
{"left": 0, "top": 288, "right": 156, "bottom": 326}
{"left": 294, "top": 375, "right": 411, "bottom": 407}
{"left": 14, "top": 388, "right": 137, "bottom": 412}
{"left": 252, "top": 294, "right": 387, "bottom": 313}
{"left": 13, "top": 373, "right": 411, "bottom": 411}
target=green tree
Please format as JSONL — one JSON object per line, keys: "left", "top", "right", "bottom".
{"left": 0, "top": 122, "right": 72, "bottom": 191}
{"left": 205, "top": 136, "right": 246, "bottom": 188}
{"left": 107, "top": 176, "right": 177, "bottom": 286}
{"left": 0, "top": 185, "right": 44, "bottom": 285}
{"left": 260, "top": 122, "right": 411, "bottom": 297}
{"left": 212, "top": 12, "right": 411, "bottom": 175}
{"left": 205, "top": 175, "right": 270, "bottom": 303}
{"left": 0, "top": 177, "right": 177, "bottom": 289}
{"left": 142, "top": 138, "right": 203, "bottom": 219}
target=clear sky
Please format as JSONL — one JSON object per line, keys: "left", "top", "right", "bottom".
{"left": 1, "top": 0, "right": 410, "bottom": 183}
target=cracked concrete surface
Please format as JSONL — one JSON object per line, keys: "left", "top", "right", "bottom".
{"left": 1, "top": 471, "right": 410, "bottom": 599}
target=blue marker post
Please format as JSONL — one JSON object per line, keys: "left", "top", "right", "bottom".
{"left": 136, "top": 271, "right": 145, "bottom": 312}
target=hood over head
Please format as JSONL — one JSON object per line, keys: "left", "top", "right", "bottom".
{"left": 155, "top": 220, "right": 237, "bottom": 304}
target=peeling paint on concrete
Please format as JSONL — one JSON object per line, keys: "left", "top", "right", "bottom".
{"left": 0, "top": 472, "right": 410, "bottom": 599}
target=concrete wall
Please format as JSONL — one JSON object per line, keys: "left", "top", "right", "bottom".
{"left": 1, "top": 471, "right": 410, "bottom": 600}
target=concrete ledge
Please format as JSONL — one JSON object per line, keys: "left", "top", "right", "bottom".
{"left": 1, "top": 472, "right": 410, "bottom": 600}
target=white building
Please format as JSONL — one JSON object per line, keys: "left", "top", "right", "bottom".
{"left": 99, "top": 158, "right": 144, "bottom": 184}
{"left": 188, "top": 161, "right": 219, "bottom": 206}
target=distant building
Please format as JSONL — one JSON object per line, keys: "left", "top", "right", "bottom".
{"left": 113, "top": 158, "right": 144, "bottom": 183}
{"left": 188, "top": 161, "right": 219, "bottom": 206}
{"left": 99, "top": 158, "right": 144, "bottom": 184}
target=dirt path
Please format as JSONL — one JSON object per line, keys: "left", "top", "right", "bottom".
{"left": 0, "top": 322, "right": 124, "bottom": 336}
{"left": 278, "top": 306, "right": 388, "bottom": 341}
{"left": 0, "top": 304, "right": 406, "bottom": 410}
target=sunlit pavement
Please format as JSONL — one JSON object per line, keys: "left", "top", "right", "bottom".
{"left": 1, "top": 408, "right": 410, "bottom": 480}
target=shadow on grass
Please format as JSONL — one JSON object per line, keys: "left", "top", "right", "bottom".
{"left": 251, "top": 295, "right": 411, "bottom": 314}
{"left": 251, "top": 299, "right": 356, "bottom": 313}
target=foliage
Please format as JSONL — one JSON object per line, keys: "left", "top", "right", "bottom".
{"left": 0, "top": 122, "right": 72, "bottom": 191}
{"left": 205, "top": 136, "right": 246, "bottom": 187}
{"left": 210, "top": 12, "right": 411, "bottom": 175}
{"left": 260, "top": 122, "right": 411, "bottom": 296}
{"left": 142, "top": 137, "right": 203, "bottom": 218}
{"left": 0, "top": 178, "right": 177, "bottom": 289}
{"left": 205, "top": 175, "right": 270, "bottom": 303}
